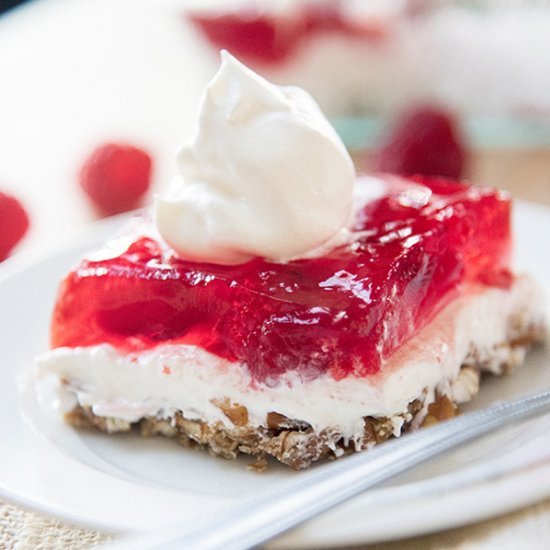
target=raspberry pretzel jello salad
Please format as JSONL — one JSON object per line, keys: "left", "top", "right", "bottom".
{"left": 35, "top": 53, "right": 546, "bottom": 470}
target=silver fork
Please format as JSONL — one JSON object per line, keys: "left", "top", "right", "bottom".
{"left": 106, "top": 389, "right": 550, "bottom": 550}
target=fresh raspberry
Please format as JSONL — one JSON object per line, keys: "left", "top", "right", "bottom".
{"left": 79, "top": 143, "right": 152, "bottom": 216}
{"left": 0, "top": 191, "right": 30, "bottom": 262}
{"left": 372, "top": 106, "right": 466, "bottom": 179}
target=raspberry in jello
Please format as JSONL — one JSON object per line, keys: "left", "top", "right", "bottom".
{"left": 51, "top": 175, "right": 510, "bottom": 383}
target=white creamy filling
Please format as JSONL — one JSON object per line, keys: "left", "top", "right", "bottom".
{"left": 34, "top": 277, "right": 544, "bottom": 442}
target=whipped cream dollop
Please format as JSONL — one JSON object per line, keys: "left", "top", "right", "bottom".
{"left": 154, "top": 51, "right": 355, "bottom": 265}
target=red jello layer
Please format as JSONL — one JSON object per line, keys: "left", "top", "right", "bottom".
{"left": 51, "top": 176, "right": 511, "bottom": 383}
{"left": 188, "top": 2, "right": 386, "bottom": 66}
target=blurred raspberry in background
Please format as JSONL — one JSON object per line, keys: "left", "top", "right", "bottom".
{"left": 0, "top": 191, "right": 29, "bottom": 262}
{"left": 372, "top": 106, "right": 466, "bottom": 179}
{"left": 79, "top": 143, "right": 153, "bottom": 217}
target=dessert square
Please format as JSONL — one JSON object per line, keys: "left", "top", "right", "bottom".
{"left": 34, "top": 53, "right": 546, "bottom": 470}
{"left": 35, "top": 174, "right": 546, "bottom": 469}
